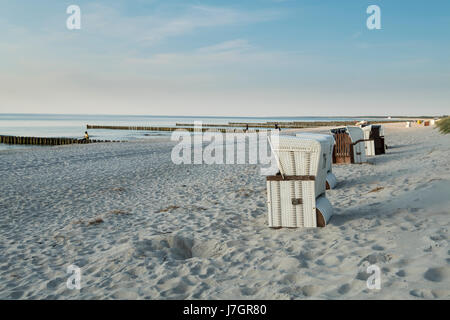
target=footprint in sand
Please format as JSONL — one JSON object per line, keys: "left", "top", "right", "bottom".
{"left": 396, "top": 270, "right": 406, "bottom": 277}
{"left": 410, "top": 288, "right": 449, "bottom": 299}
{"left": 300, "top": 285, "right": 321, "bottom": 297}
{"left": 9, "top": 291, "right": 24, "bottom": 299}
{"left": 337, "top": 283, "right": 353, "bottom": 295}
{"left": 46, "top": 277, "right": 65, "bottom": 290}
{"left": 240, "top": 286, "right": 259, "bottom": 296}
{"left": 358, "top": 252, "right": 393, "bottom": 266}
{"left": 410, "top": 289, "right": 434, "bottom": 299}
{"left": 423, "top": 266, "right": 449, "bottom": 282}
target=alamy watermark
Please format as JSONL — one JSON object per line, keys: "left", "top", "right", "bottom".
{"left": 65, "top": 5, "right": 382, "bottom": 31}
{"left": 366, "top": 264, "right": 381, "bottom": 290}
{"left": 367, "top": 5, "right": 381, "bottom": 30}
{"left": 170, "top": 122, "right": 279, "bottom": 175}
{"left": 66, "top": 264, "right": 81, "bottom": 290}
{"left": 66, "top": 5, "right": 81, "bottom": 30}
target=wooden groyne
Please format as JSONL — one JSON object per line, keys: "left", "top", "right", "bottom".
{"left": 86, "top": 124, "right": 264, "bottom": 133}
{"left": 86, "top": 120, "right": 403, "bottom": 133}
{"left": 0, "top": 135, "right": 119, "bottom": 146}
{"left": 176, "top": 120, "right": 402, "bottom": 129}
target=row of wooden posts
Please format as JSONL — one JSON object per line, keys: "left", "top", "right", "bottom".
{"left": 174, "top": 122, "right": 359, "bottom": 129}
{"left": 0, "top": 135, "right": 118, "bottom": 146}
{"left": 86, "top": 121, "right": 401, "bottom": 133}
{"left": 175, "top": 120, "right": 401, "bottom": 129}
{"left": 86, "top": 124, "right": 263, "bottom": 133}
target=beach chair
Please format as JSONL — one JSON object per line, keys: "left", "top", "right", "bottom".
{"left": 361, "top": 125, "right": 385, "bottom": 156}
{"left": 266, "top": 135, "right": 333, "bottom": 228}
{"left": 330, "top": 126, "right": 367, "bottom": 164}
{"left": 296, "top": 132, "right": 337, "bottom": 189}
{"left": 406, "top": 121, "right": 411, "bottom": 128}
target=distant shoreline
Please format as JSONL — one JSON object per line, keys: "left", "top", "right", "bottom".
{"left": 0, "top": 112, "right": 444, "bottom": 119}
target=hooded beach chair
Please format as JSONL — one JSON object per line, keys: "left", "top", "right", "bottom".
{"left": 296, "top": 132, "right": 337, "bottom": 189}
{"left": 330, "top": 126, "right": 367, "bottom": 164}
{"left": 361, "top": 125, "right": 385, "bottom": 156}
{"left": 266, "top": 135, "right": 333, "bottom": 228}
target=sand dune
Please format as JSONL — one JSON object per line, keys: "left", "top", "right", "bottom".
{"left": 0, "top": 123, "right": 448, "bottom": 299}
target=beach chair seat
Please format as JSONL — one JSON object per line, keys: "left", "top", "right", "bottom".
{"left": 330, "top": 126, "right": 367, "bottom": 164}
{"left": 266, "top": 135, "right": 333, "bottom": 228}
{"left": 296, "top": 132, "right": 337, "bottom": 189}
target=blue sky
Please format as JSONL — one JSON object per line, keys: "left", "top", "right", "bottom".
{"left": 0, "top": 0, "right": 449, "bottom": 116}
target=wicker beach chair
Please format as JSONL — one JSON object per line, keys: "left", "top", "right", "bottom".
{"left": 266, "top": 135, "right": 333, "bottom": 228}
{"left": 296, "top": 132, "right": 337, "bottom": 189}
{"left": 361, "top": 125, "right": 385, "bottom": 156}
{"left": 330, "top": 126, "right": 367, "bottom": 164}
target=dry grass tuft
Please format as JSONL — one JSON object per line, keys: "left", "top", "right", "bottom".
{"left": 108, "top": 209, "right": 130, "bottom": 215}
{"left": 435, "top": 117, "right": 450, "bottom": 134}
{"left": 155, "top": 205, "right": 180, "bottom": 213}
{"left": 368, "top": 186, "right": 384, "bottom": 193}
{"left": 87, "top": 217, "right": 104, "bottom": 225}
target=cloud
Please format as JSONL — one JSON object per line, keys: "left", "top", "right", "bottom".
{"left": 0, "top": 3, "right": 285, "bottom": 76}
{"left": 123, "top": 39, "right": 307, "bottom": 73}
{"left": 197, "top": 39, "right": 252, "bottom": 54}
{"left": 82, "top": 4, "right": 282, "bottom": 46}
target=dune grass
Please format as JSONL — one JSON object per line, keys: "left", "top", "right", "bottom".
{"left": 435, "top": 117, "right": 450, "bottom": 134}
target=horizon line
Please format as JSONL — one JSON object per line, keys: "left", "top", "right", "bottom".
{"left": 0, "top": 112, "right": 444, "bottom": 119}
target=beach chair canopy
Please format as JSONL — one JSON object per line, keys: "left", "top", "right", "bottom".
{"left": 361, "top": 124, "right": 385, "bottom": 155}
{"left": 330, "top": 126, "right": 367, "bottom": 163}
{"left": 345, "top": 126, "right": 365, "bottom": 144}
{"left": 295, "top": 132, "right": 337, "bottom": 189}
{"left": 268, "top": 135, "right": 327, "bottom": 198}
{"left": 362, "top": 125, "right": 384, "bottom": 137}
{"left": 296, "top": 132, "right": 335, "bottom": 173}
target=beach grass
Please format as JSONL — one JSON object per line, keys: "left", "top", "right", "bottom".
{"left": 436, "top": 117, "right": 450, "bottom": 134}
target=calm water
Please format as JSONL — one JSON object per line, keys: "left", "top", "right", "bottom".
{"left": 0, "top": 113, "right": 391, "bottom": 150}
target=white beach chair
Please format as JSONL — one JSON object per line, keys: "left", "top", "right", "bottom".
{"left": 330, "top": 126, "right": 367, "bottom": 164}
{"left": 361, "top": 126, "right": 376, "bottom": 156}
{"left": 296, "top": 132, "right": 337, "bottom": 189}
{"left": 361, "top": 125, "right": 385, "bottom": 156}
{"left": 266, "top": 135, "right": 333, "bottom": 228}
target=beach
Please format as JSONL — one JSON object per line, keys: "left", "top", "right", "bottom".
{"left": 0, "top": 122, "right": 448, "bottom": 299}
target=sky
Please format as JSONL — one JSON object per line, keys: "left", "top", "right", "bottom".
{"left": 0, "top": 0, "right": 449, "bottom": 116}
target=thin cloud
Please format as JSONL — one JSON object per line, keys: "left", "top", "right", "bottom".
{"left": 197, "top": 39, "right": 252, "bottom": 54}
{"left": 124, "top": 39, "right": 308, "bottom": 70}
{"left": 83, "top": 4, "right": 283, "bottom": 45}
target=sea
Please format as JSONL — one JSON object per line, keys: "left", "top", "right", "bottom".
{"left": 0, "top": 113, "right": 392, "bottom": 151}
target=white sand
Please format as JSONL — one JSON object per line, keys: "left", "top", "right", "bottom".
{"left": 0, "top": 123, "right": 448, "bottom": 299}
